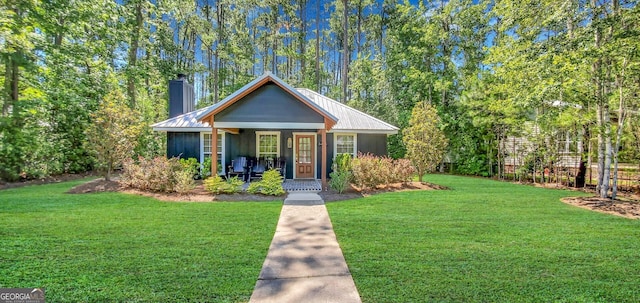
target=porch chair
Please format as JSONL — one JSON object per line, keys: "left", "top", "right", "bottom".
{"left": 227, "top": 156, "right": 248, "bottom": 182}
{"left": 249, "top": 157, "right": 267, "bottom": 182}
{"left": 274, "top": 157, "right": 286, "bottom": 179}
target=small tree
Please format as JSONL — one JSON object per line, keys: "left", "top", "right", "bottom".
{"left": 403, "top": 102, "right": 448, "bottom": 182}
{"left": 86, "top": 91, "right": 141, "bottom": 181}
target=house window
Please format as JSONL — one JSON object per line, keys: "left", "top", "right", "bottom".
{"left": 256, "top": 131, "right": 280, "bottom": 160}
{"left": 201, "top": 132, "right": 224, "bottom": 174}
{"left": 335, "top": 133, "right": 357, "bottom": 157}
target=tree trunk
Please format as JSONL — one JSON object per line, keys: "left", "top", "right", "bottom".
{"left": 356, "top": 0, "right": 362, "bottom": 54}
{"left": 127, "top": 0, "right": 144, "bottom": 109}
{"left": 315, "top": 0, "right": 321, "bottom": 90}
{"left": 611, "top": 64, "right": 626, "bottom": 201}
{"left": 342, "top": 0, "right": 349, "bottom": 102}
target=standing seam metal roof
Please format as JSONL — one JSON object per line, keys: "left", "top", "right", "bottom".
{"left": 152, "top": 76, "right": 398, "bottom": 134}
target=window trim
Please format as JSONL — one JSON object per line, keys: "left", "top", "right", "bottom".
{"left": 255, "top": 131, "right": 281, "bottom": 159}
{"left": 333, "top": 133, "right": 357, "bottom": 158}
{"left": 200, "top": 131, "right": 225, "bottom": 175}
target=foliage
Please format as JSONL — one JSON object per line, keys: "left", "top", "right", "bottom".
{"left": 120, "top": 156, "right": 193, "bottom": 193}
{"left": 329, "top": 170, "right": 352, "bottom": 194}
{"left": 333, "top": 153, "right": 353, "bottom": 172}
{"left": 328, "top": 174, "right": 639, "bottom": 302}
{"left": 201, "top": 157, "right": 212, "bottom": 178}
{"left": 330, "top": 153, "right": 354, "bottom": 194}
{"left": 85, "top": 91, "right": 142, "bottom": 181}
{"left": 390, "top": 158, "right": 415, "bottom": 184}
{"left": 246, "top": 169, "right": 285, "bottom": 196}
{"left": 173, "top": 169, "right": 196, "bottom": 194}
{"left": 204, "top": 175, "right": 244, "bottom": 194}
{"left": 0, "top": 180, "right": 280, "bottom": 302}
{"left": 351, "top": 153, "right": 415, "bottom": 190}
{"left": 402, "top": 102, "right": 448, "bottom": 182}
{"left": 179, "top": 157, "right": 199, "bottom": 178}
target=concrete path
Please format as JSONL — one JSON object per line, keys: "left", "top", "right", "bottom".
{"left": 249, "top": 192, "right": 362, "bottom": 303}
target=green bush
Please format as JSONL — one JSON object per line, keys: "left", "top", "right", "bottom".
{"left": 329, "top": 154, "right": 354, "bottom": 193}
{"left": 203, "top": 175, "right": 244, "bottom": 194}
{"left": 179, "top": 157, "right": 199, "bottom": 177}
{"left": 174, "top": 169, "right": 196, "bottom": 194}
{"left": 334, "top": 153, "right": 353, "bottom": 172}
{"left": 201, "top": 157, "right": 212, "bottom": 178}
{"left": 247, "top": 169, "right": 285, "bottom": 196}
{"left": 329, "top": 170, "right": 352, "bottom": 194}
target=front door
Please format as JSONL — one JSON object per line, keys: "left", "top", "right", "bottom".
{"left": 295, "top": 135, "right": 315, "bottom": 179}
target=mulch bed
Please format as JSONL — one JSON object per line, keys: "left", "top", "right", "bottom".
{"left": 65, "top": 179, "right": 444, "bottom": 203}
{"left": 561, "top": 197, "right": 640, "bottom": 220}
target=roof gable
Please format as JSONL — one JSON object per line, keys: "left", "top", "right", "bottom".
{"left": 215, "top": 83, "right": 324, "bottom": 124}
{"left": 196, "top": 72, "right": 337, "bottom": 130}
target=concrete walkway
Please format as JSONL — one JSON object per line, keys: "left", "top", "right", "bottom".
{"left": 249, "top": 192, "right": 362, "bottom": 303}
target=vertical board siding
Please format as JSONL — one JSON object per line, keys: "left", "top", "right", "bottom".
{"left": 167, "top": 132, "right": 200, "bottom": 160}
{"left": 357, "top": 134, "right": 388, "bottom": 156}
{"left": 216, "top": 84, "right": 324, "bottom": 123}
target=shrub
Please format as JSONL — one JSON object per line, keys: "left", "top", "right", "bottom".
{"left": 351, "top": 153, "right": 392, "bottom": 190}
{"left": 204, "top": 175, "right": 244, "bottom": 194}
{"left": 334, "top": 153, "right": 353, "bottom": 172}
{"left": 329, "top": 170, "right": 352, "bottom": 194}
{"left": 351, "top": 153, "right": 416, "bottom": 190}
{"left": 201, "top": 157, "right": 212, "bottom": 178}
{"left": 329, "top": 154, "right": 353, "bottom": 194}
{"left": 390, "top": 158, "right": 416, "bottom": 184}
{"left": 120, "top": 156, "right": 193, "bottom": 193}
{"left": 180, "top": 157, "right": 199, "bottom": 177}
{"left": 174, "top": 169, "right": 196, "bottom": 194}
{"left": 247, "top": 169, "right": 285, "bottom": 196}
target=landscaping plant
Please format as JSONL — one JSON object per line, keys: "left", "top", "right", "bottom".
{"left": 402, "top": 101, "right": 448, "bottom": 181}
{"left": 120, "top": 156, "right": 194, "bottom": 193}
{"left": 247, "top": 169, "right": 285, "bottom": 196}
{"left": 329, "top": 154, "right": 353, "bottom": 194}
{"left": 85, "top": 90, "right": 142, "bottom": 181}
{"left": 350, "top": 153, "right": 415, "bottom": 190}
{"left": 204, "top": 175, "right": 244, "bottom": 194}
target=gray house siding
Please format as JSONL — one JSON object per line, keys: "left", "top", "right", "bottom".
{"left": 167, "top": 132, "right": 200, "bottom": 160}
{"left": 357, "top": 134, "right": 387, "bottom": 156}
{"left": 216, "top": 83, "right": 324, "bottom": 123}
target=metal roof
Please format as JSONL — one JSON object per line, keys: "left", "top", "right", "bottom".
{"left": 152, "top": 76, "right": 398, "bottom": 135}
{"left": 296, "top": 89, "right": 399, "bottom": 134}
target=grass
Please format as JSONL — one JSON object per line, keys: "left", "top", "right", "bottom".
{"left": 327, "top": 174, "right": 640, "bottom": 303}
{"left": 0, "top": 179, "right": 282, "bottom": 302}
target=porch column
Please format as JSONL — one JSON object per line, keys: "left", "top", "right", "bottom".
{"left": 320, "top": 128, "right": 327, "bottom": 190}
{"left": 211, "top": 116, "right": 218, "bottom": 176}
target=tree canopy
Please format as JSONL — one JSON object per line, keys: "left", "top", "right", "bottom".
{"left": 1, "top": 0, "right": 638, "bottom": 197}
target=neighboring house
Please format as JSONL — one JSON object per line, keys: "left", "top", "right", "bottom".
{"left": 152, "top": 72, "right": 398, "bottom": 187}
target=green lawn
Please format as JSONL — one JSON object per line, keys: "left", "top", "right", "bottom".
{"left": 327, "top": 174, "right": 640, "bottom": 303}
{"left": 0, "top": 180, "right": 282, "bottom": 302}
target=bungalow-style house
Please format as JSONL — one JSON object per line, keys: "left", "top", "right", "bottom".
{"left": 152, "top": 72, "right": 398, "bottom": 188}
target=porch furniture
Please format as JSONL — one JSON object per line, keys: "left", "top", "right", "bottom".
{"left": 227, "top": 157, "right": 248, "bottom": 181}
{"left": 274, "top": 157, "right": 286, "bottom": 178}
{"left": 249, "top": 157, "right": 267, "bottom": 182}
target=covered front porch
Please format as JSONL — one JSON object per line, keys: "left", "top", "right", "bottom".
{"left": 197, "top": 73, "right": 338, "bottom": 189}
